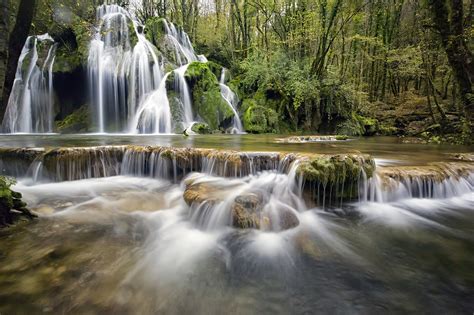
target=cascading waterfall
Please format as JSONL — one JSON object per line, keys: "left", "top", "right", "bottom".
{"left": 89, "top": 4, "right": 203, "bottom": 134}
{"left": 162, "top": 20, "right": 198, "bottom": 65}
{"left": 88, "top": 4, "right": 163, "bottom": 133}
{"left": 2, "top": 35, "right": 56, "bottom": 133}
{"left": 130, "top": 73, "right": 172, "bottom": 134}
{"left": 219, "top": 68, "right": 244, "bottom": 133}
{"left": 173, "top": 64, "right": 194, "bottom": 126}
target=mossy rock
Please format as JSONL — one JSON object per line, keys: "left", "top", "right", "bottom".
{"left": 336, "top": 114, "right": 379, "bottom": 136}
{"left": 184, "top": 62, "right": 234, "bottom": 130}
{"left": 56, "top": 106, "right": 91, "bottom": 133}
{"left": 242, "top": 101, "right": 279, "bottom": 133}
{"left": 145, "top": 17, "right": 166, "bottom": 47}
{"left": 0, "top": 176, "right": 36, "bottom": 227}
{"left": 297, "top": 154, "right": 375, "bottom": 202}
{"left": 357, "top": 115, "right": 378, "bottom": 136}
{"left": 191, "top": 123, "right": 212, "bottom": 134}
{"left": 53, "top": 18, "right": 92, "bottom": 73}
{"left": 206, "top": 61, "right": 223, "bottom": 79}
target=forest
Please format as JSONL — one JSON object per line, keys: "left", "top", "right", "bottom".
{"left": 1, "top": 1, "right": 474, "bottom": 313}
{"left": 0, "top": 0, "right": 472, "bottom": 141}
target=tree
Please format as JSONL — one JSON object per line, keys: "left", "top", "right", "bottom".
{"left": 428, "top": 0, "right": 473, "bottom": 125}
{"left": 0, "top": 0, "right": 8, "bottom": 107}
{"left": 1, "top": 0, "right": 37, "bottom": 121}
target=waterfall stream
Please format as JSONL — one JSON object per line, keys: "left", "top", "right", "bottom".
{"left": 220, "top": 69, "right": 244, "bottom": 133}
{"left": 0, "top": 140, "right": 473, "bottom": 313}
{"left": 2, "top": 35, "right": 57, "bottom": 133}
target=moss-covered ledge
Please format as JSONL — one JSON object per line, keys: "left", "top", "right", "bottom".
{"left": 296, "top": 153, "right": 376, "bottom": 205}
{"left": 0, "top": 177, "right": 36, "bottom": 227}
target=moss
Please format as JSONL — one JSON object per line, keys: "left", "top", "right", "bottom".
{"left": 242, "top": 102, "right": 279, "bottom": 133}
{"left": 335, "top": 135, "right": 349, "bottom": 140}
{"left": 53, "top": 17, "right": 92, "bottom": 73}
{"left": 56, "top": 106, "right": 91, "bottom": 133}
{"left": 0, "top": 176, "right": 35, "bottom": 227}
{"left": 191, "top": 123, "right": 212, "bottom": 134}
{"left": 336, "top": 114, "right": 379, "bottom": 136}
{"left": 206, "top": 61, "right": 223, "bottom": 79}
{"left": 379, "top": 124, "right": 398, "bottom": 135}
{"left": 184, "top": 62, "right": 234, "bottom": 130}
{"left": 145, "top": 17, "right": 166, "bottom": 47}
{"left": 129, "top": 22, "right": 139, "bottom": 48}
{"left": 357, "top": 115, "right": 378, "bottom": 136}
{"left": 297, "top": 154, "right": 375, "bottom": 202}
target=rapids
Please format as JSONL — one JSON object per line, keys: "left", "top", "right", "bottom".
{"left": 0, "top": 135, "right": 473, "bottom": 313}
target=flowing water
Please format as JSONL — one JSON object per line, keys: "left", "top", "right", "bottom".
{"left": 0, "top": 135, "right": 473, "bottom": 313}
{"left": 220, "top": 69, "right": 244, "bottom": 134}
{"left": 3, "top": 4, "right": 245, "bottom": 135}
{"left": 2, "top": 35, "right": 57, "bottom": 133}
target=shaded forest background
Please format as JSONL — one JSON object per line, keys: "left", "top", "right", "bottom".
{"left": 0, "top": 0, "right": 472, "bottom": 142}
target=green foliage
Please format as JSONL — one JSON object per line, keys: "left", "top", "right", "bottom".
{"left": 242, "top": 101, "right": 279, "bottom": 133}
{"left": 184, "top": 62, "right": 234, "bottom": 130}
{"left": 56, "top": 106, "right": 91, "bottom": 133}
{"left": 191, "top": 122, "right": 212, "bottom": 134}
{"left": 145, "top": 17, "right": 166, "bottom": 47}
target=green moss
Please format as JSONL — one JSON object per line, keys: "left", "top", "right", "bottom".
{"left": 335, "top": 135, "right": 349, "bottom": 140}
{"left": 53, "top": 17, "right": 92, "bottom": 73}
{"left": 336, "top": 114, "right": 379, "bottom": 136}
{"left": 242, "top": 104, "right": 279, "bottom": 133}
{"left": 56, "top": 106, "right": 91, "bottom": 133}
{"left": 297, "top": 154, "right": 375, "bottom": 201}
{"left": 0, "top": 176, "right": 35, "bottom": 227}
{"left": 206, "top": 61, "right": 223, "bottom": 79}
{"left": 184, "top": 62, "right": 234, "bottom": 130}
{"left": 357, "top": 115, "right": 378, "bottom": 136}
{"left": 191, "top": 122, "right": 212, "bottom": 134}
{"left": 379, "top": 124, "right": 398, "bottom": 135}
{"left": 145, "top": 17, "right": 166, "bottom": 47}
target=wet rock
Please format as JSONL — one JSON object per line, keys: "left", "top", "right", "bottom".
{"left": 449, "top": 153, "right": 474, "bottom": 162}
{"left": 278, "top": 135, "right": 349, "bottom": 143}
{"left": 231, "top": 193, "right": 299, "bottom": 230}
{"left": 231, "top": 193, "right": 264, "bottom": 229}
{"left": 183, "top": 181, "right": 220, "bottom": 206}
{"left": 378, "top": 162, "right": 474, "bottom": 183}
{"left": 277, "top": 208, "right": 300, "bottom": 230}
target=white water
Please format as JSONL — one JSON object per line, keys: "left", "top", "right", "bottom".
{"left": 173, "top": 64, "right": 194, "bottom": 126}
{"left": 88, "top": 4, "right": 163, "bottom": 133}
{"left": 162, "top": 20, "right": 198, "bottom": 65}
{"left": 219, "top": 69, "right": 244, "bottom": 134}
{"left": 88, "top": 4, "right": 204, "bottom": 134}
{"left": 129, "top": 73, "right": 172, "bottom": 134}
{"left": 2, "top": 35, "right": 56, "bottom": 133}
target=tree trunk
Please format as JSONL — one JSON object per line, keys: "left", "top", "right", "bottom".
{"left": 0, "top": 0, "right": 9, "bottom": 107}
{"left": 428, "top": 0, "right": 473, "bottom": 124}
{"left": 1, "top": 0, "right": 37, "bottom": 122}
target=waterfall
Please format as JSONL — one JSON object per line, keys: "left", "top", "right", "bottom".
{"left": 130, "top": 72, "right": 172, "bottom": 134}
{"left": 2, "top": 35, "right": 56, "bottom": 133}
{"left": 162, "top": 20, "right": 198, "bottom": 65}
{"left": 174, "top": 64, "right": 194, "bottom": 126}
{"left": 219, "top": 68, "right": 244, "bottom": 134}
{"left": 88, "top": 4, "right": 203, "bottom": 134}
{"left": 359, "top": 164, "right": 474, "bottom": 203}
{"left": 88, "top": 4, "right": 163, "bottom": 133}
